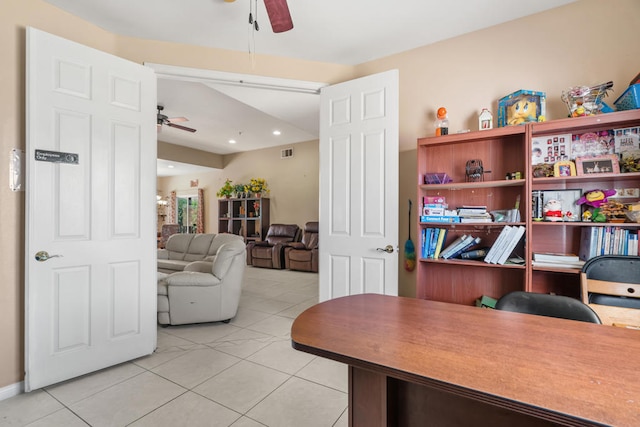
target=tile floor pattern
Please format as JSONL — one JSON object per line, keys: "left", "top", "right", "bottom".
{"left": 1, "top": 267, "right": 348, "bottom": 427}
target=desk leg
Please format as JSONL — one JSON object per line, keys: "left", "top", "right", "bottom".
{"left": 349, "top": 366, "right": 387, "bottom": 427}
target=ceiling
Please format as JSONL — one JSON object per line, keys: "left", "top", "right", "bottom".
{"left": 44, "top": 0, "right": 576, "bottom": 174}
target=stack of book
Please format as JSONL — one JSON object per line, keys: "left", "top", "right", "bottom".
{"left": 456, "top": 206, "right": 493, "bottom": 223}
{"left": 421, "top": 228, "right": 448, "bottom": 259}
{"left": 579, "top": 226, "right": 639, "bottom": 260}
{"left": 439, "top": 234, "right": 483, "bottom": 260}
{"left": 532, "top": 253, "right": 585, "bottom": 269}
{"left": 483, "top": 225, "right": 526, "bottom": 265}
{"left": 420, "top": 196, "right": 460, "bottom": 223}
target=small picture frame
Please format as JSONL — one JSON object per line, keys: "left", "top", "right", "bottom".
{"left": 553, "top": 160, "right": 576, "bottom": 177}
{"left": 576, "top": 154, "right": 620, "bottom": 176}
{"left": 540, "top": 189, "right": 582, "bottom": 222}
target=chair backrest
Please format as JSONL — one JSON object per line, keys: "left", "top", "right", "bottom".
{"left": 265, "top": 224, "right": 301, "bottom": 244}
{"left": 580, "top": 255, "right": 640, "bottom": 327}
{"left": 301, "top": 221, "right": 319, "bottom": 249}
{"left": 212, "top": 239, "right": 247, "bottom": 278}
{"left": 495, "top": 291, "right": 601, "bottom": 324}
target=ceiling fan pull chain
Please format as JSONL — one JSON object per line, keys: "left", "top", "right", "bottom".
{"left": 254, "top": 0, "right": 259, "bottom": 31}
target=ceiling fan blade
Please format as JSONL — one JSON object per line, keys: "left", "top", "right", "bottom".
{"left": 263, "top": 0, "right": 293, "bottom": 33}
{"left": 166, "top": 122, "right": 197, "bottom": 133}
{"left": 167, "top": 117, "right": 188, "bottom": 123}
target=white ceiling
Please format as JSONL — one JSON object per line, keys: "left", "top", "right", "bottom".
{"left": 44, "top": 0, "right": 576, "bottom": 172}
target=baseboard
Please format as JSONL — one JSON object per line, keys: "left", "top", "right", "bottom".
{"left": 0, "top": 381, "right": 23, "bottom": 401}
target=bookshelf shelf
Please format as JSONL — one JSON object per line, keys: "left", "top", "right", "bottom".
{"left": 417, "top": 109, "right": 640, "bottom": 305}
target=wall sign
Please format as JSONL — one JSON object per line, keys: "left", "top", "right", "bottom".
{"left": 35, "top": 149, "right": 79, "bottom": 165}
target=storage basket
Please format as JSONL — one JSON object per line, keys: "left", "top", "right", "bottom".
{"left": 613, "top": 84, "right": 640, "bottom": 111}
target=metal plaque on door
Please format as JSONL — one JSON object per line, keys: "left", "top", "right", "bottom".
{"left": 35, "top": 149, "right": 79, "bottom": 165}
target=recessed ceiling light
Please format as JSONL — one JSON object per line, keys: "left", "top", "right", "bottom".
{"left": 228, "top": 139, "right": 237, "bottom": 144}
{"left": 167, "top": 165, "right": 174, "bottom": 169}
{"left": 272, "top": 130, "right": 281, "bottom": 136}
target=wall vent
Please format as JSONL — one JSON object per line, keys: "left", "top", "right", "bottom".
{"left": 281, "top": 148, "right": 294, "bottom": 159}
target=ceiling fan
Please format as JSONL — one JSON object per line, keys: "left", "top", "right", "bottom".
{"left": 156, "top": 105, "right": 196, "bottom": 133}
{"left": 225, "top": 0, "right": 293, "bottom": 33}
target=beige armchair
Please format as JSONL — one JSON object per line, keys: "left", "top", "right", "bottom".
{"left": 157, "top": 239, "right": 246, "bottom": 325}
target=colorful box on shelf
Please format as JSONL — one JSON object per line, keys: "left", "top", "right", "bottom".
{"left": 420, "top": 215, "right": 461, "bottom": 223}
{"left": 498, "top": 89, "right": 546, "bottom": 127}
{"left": 423, "top": 173, "right": 452, "bottom": 184}
{"left": 613, "top": 84, "right": 640, "bottom": 111}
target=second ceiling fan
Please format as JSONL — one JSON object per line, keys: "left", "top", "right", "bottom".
{"left": 157, "top": 105, "right": 196, "bottom": 133}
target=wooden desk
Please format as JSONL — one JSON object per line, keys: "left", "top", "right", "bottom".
{"left": 291, "top": 294, "right": 640, "bottom": 427}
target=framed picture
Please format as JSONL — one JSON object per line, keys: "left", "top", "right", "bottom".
{"left": 553, "top": 160, "right": 576, "bottom": 177}
{"left": 576, "top": 154, "right": 620, "bottom": 176}
{"left": 540, "top": 189, "right": 582, "bottom": 222}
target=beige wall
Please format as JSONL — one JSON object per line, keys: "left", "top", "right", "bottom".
{"left": 2, "top": 0, "right": 639, "bottom": 390}
{"left": 157, "top": 139, "right": 320, "bottom": 233}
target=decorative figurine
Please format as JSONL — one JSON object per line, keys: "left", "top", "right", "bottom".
{"left": 465, "top": 159, "right": 484, "bottom": 182}
{"left": 435, "top": 107, "right": 449, "bottom": 136}
{"left": 479, "top": 108, "right": 493, "bottom": 130}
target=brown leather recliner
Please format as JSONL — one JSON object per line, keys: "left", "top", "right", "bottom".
{"left": 246, "top": 224, "right": 301, "bottom": 269}
{"left": 284, "top": 221, "right": 319, "bottom": 272}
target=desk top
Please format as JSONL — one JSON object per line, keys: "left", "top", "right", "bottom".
{"left": 291, "top": 294, "right": 640, "bottom": 427}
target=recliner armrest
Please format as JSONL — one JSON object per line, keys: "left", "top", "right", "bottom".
{"left": 287, "top": 242, "right": 306, "bottom": 250}
{"left": 157, "top": 249, "right": 169, "bottom": 260}
{"left": 165, "top": 271, "right": 222, "bottom": 287}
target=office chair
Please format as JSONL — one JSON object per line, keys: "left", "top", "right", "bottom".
{"left": 581, "top": 255, "right": 640, "bottom": 328}
{"left": 495, "top": 291, "right": 601, "bottom": 324}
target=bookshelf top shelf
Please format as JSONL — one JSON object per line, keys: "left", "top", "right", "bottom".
{"left": 420, "top": 179, "right": 525, "bottom": 191}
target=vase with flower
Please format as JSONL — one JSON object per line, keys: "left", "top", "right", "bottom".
{"left": 253, "top": 200, "right": 261, "bottom": 217}
{"left": 249, "top": 177, "right": 269, "bottom": 198}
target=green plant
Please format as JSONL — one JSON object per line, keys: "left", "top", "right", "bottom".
{"left": 234, "top": 184, "right": 246, "bottom": 195}
{"left": 216, "top": 179, "right": 234, "bottom": 198}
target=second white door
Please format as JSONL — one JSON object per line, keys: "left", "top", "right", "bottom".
{"left": 319, "top": 70, "right": 399, "bottom": 301}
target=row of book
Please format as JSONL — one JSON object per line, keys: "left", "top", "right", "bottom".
{"left": 579, "top": 226, "right": 639, "bottom": 260}
{"left": 421, "top": 228, "right": 484, "bottom": 260}
{"left": 482, "top": 225, "right": 526, "bottom": 265}
{"left": 421, "top": 204, "right": 493, "bottom": 224}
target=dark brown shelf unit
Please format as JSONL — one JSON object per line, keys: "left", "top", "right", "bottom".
{"left": 218, "top": 197, "right": 270, "bottom": 243}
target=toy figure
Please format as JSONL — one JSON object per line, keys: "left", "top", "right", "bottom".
{"left": 435, "top": 107, "right": 449, "bottom": 136}
{"left": 543, "top": 199, "right": 564, "bottom": 222}
{"left": 507, "top": 97, "right": 538, "bottom": 125}
{"left": 576, "top": 189, "right": 617, "bottom": 208}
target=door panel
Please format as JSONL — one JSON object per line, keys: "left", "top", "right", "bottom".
{"left": 26, "top": 27, "right": 157, "bottom": 391}
{"left": 319, "top": 70, "right": 399, "bottom": 302}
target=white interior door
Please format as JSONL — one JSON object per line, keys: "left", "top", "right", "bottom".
{"left": 25, "top": 27, "right": 157, "bottom": 391}
{"left": 319, "top": 70, "right": 399, "bottom": 302}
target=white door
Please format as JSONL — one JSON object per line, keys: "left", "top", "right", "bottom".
{"left": 25, "top": 28, "right": 157, "bottom": 391}
{"left": 319, "top": 70, "right": 399, "bottom": 302}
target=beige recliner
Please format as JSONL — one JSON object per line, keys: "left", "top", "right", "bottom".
{"left": 157, "top": 239, "right": 246, "bottom": 325}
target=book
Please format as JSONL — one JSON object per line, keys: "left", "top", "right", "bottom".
{"left": 460, "top": 217, "right": 493, "bottom": 223}
{"left": 428, "top": 228, "right": 440, "bottom": 258}
{"left": 439, "top": 234, "right": 468, "bottom": 259}
{"left": 484, "top": 226, "right": 513, "bottom": 264}
{"left": 496, "top": 226, "right": 526, "bottom": 265}
{"left": 579, "top": 227, "right": 599, "bottom": 261}
{"left": 447, "top": 236, "right": 482, "bottom": 259}
{"left": 433, "top": 228, "right": 448, "bottom": 259}
{"left": 532, "top": 260, "right": 585, "bottom": 269}
{"left": 532, "top": 252, "right": 580, "bottom": 263}
{"left": 447, "top": 235, "right": 481, "bottom": 259}
{"left": 460, "top": 247, "right": 490, "bottom": 260}
{"left": 442, "top": 235, "right": 477, "bottom": 260}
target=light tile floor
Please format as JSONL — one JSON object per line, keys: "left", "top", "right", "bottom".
{"left": 1, "top": 267, "right": 348, "bottom": 427}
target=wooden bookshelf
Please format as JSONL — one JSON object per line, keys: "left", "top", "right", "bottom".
{"left": 417, "top": 109, "right": 640, "bottom": 305}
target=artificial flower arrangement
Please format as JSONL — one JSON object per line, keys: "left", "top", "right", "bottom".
{"left": 247, "top": 177, "right": 269, "bottom": 195}
{"left": 216, "top": 179, "right": 234, "bottom": 198}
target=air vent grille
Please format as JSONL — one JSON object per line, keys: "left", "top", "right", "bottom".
{"left": 281, "top": 148, "right": 294, "bottom": 159}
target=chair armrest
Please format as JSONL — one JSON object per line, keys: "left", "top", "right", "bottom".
{"left": 184, "top": 261, "right": 213, "bottom": 273}
{"left": 157, "top": 249, "right": 169, "bottom": 260}
{"left": 165, "top": 271, "right": 221, "bottom": 287}
{"left": 287, "top": 242, "right": 306, "bottom": 250}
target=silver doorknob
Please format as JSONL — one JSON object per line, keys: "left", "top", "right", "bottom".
{"left": 35, "top": 251, "right": 63, "bottom": 262}
{"left": 376, "top": 245, "right": 394, "bottom": 253}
